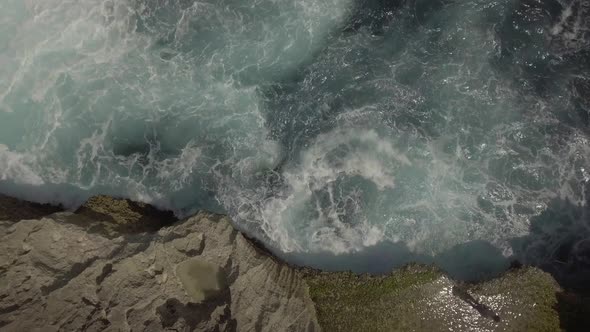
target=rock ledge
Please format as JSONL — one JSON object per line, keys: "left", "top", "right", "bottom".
{"left": 0, "top": 195, "right": 566, "bottom": 331}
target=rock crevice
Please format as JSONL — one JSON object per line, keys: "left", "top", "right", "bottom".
{"left": 0, "top": 195, "right": 568, "bottom": 331}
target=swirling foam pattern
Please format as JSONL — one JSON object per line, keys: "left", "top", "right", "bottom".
{"left": 1, "top": 0, "right": 589, "bottom": 275}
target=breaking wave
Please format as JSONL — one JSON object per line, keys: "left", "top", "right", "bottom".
{"left": 1, "top": 0, "right": 589, "bottom": 281}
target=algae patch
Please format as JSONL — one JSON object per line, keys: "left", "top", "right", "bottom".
{"left": 73, "top": 195, "right": 176, "bottom": 236}
{"left": 303, "top": 265, "right": 562, "bottom": 332}
{"left": 176, "top": 258, "right": 227, "bottom": 303}
{"left": 303, "top": 264, "right": 441, "bottom": 331}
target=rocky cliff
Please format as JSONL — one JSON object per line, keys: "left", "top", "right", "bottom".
{"left": 0, "top": 195, "right": 570, "bottom": 331}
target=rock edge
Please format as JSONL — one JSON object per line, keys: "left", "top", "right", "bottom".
{"left": 0, "top": 195, "right": 569, "bottom": 331}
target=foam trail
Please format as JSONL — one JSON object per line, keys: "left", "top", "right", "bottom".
{"left": 0, "top": 0, "right": 353, "bottom": 209}
{"left": 224, "top": 128, "right": 408, "bottom": 253}
{"left": 1, "top": 0, "right": 590, "bottom": 281}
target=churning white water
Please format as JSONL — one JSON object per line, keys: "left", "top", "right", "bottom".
{"left": 1, "top": 0, "right": 589, "bottom": 281}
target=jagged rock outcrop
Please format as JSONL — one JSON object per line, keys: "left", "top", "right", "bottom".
{"left": 0, "top": 196, "right": 319, "bottom": 331}
{"left": 0, "top": 195, "right": 569, "bottom": 331}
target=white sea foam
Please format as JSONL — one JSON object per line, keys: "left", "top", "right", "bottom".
{"left": 0, "top": 0, "right": 589, "bottom": 279}
{"left": 0, "top": 0, "right": 353, "bottom": 206}
{"left": 227, "top": 128, "right": 411, "bottom": 253}
{"left": 0, "top": 145, "right": 43, "bottom": 185}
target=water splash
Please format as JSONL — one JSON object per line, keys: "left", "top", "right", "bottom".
{"left": 1, "top": 0, "right": 589, "bottom": 279}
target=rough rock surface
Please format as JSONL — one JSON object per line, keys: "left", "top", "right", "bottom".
{"left": 0, "top": 196, "right": 568, "bottom": 331}
{"left": 74, "top": 195, "right": 177, "bottom": 236}
{"left": 0, "top": 200, "right": 319, "bottom": 331}
{"left": 304, "top": 265, "right": 562, "bottom": 332}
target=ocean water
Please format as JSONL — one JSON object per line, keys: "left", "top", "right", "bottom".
{"left": 1, "top": 0, "right": 589, "bottom": 281}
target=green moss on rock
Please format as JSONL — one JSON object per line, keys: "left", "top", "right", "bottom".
{"left": 0, "top": 194, "right": 573, "bottom": 330}
{"left": 303, "top": 264, "right": 442, "bottom": 331}
{"left": 303, "top": 265, "right": 562, "bottom": 332}
{"left": 73, "top": 195, "right": 176, "bottom": 236}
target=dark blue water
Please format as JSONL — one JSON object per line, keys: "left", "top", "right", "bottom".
{"left": 1, "top": 0, "right": 589, "bottom": 283}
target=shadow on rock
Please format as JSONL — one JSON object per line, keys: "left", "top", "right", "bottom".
{"left": 0, "top": 193, "right": 62, "bottom": 221}
{"left": 155, "top": 294, "right": 236, "bottom": 331}
{"left": 509, "top": 191, "right": 590, "bottom": 331}
{"left": 510, "top": 196, "right": 590, "bottom": 294}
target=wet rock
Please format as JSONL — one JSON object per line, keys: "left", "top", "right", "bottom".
{"left": 0, "top": 195, "right": 570, "bottom": 331}
{"left": 74, "top": 195, "right": 176, "bottom": 236}
{"left": 303, "top": 265, "right": 562, "bottom": 331}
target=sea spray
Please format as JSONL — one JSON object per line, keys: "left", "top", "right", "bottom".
{"left": 1, "top": 0, "right": 589, "bottom": 280}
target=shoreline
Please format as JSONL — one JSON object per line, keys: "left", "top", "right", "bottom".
{"left": 1, "top": 193, "right": 587, "bottom": 330}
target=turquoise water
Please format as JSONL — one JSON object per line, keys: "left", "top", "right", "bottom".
{"left": 1, "top": 0, "right": 589, "bottom": 278}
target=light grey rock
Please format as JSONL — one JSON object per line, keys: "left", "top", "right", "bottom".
{"left": 0, "top": 210, "right": 319, "bottom": 332}
{"left": 0, "top": 195, "right": 576, "bottom": 331}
